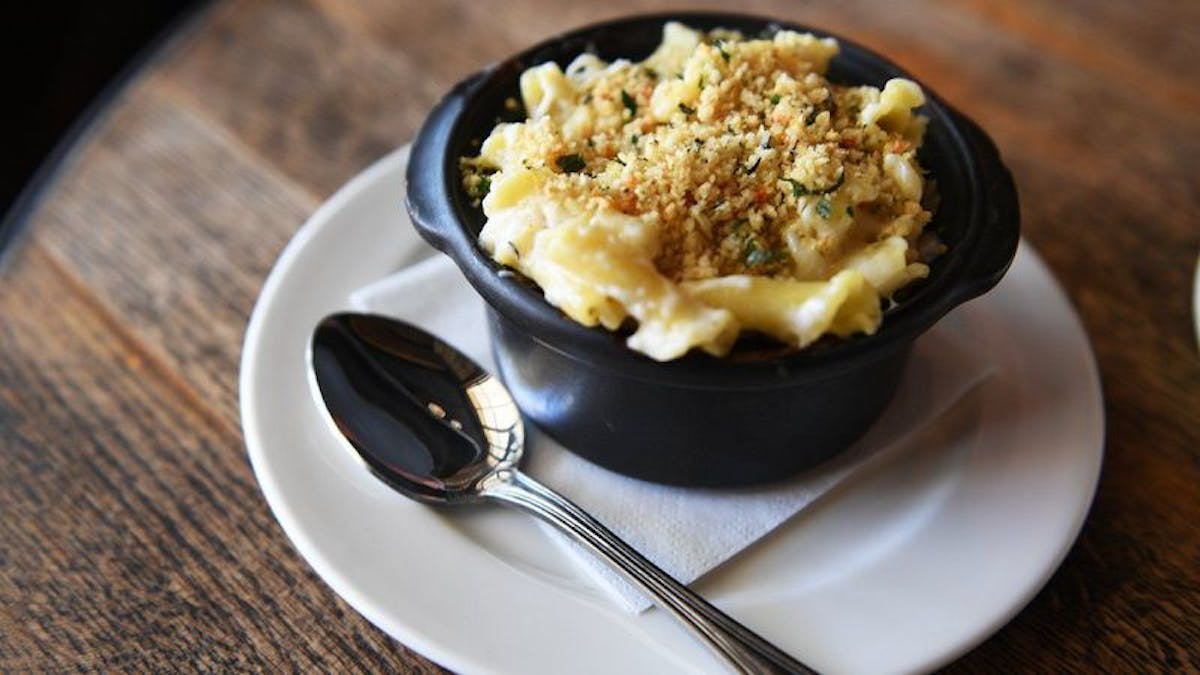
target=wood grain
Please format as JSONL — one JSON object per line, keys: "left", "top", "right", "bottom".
{"left": 2, "top": 0, "right": 1197, "bottom": 671}
{"left": 0, "top": 245, "right": 442, "bottom": 673}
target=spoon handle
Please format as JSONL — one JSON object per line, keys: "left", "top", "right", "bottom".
{"left": 480, "top": 470, "right": 816, "bottom": 675}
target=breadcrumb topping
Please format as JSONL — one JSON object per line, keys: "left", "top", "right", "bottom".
{"left": 464, "top": 27, "right": 932, "bottom": 284}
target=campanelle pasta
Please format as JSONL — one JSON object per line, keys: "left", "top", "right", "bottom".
{"left": 462, "top": 22, "right": 935, "bottom": 361}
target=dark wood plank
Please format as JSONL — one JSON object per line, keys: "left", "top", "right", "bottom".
{"left": 0, "top": 244, "right": 444, "bottom": 673}
{"left": 28, "top": 83, "right": 316, "bottom": 428}
{"left": 309, "top": 0, "right": 529, "bottom": 86}
{"left": 999, "top": 0, "right": 1200, "bottom": 88}
{"left": 150, "top": 0, "right": 445, "bottom": 200}
{"left": 2, "top": 0, "right": 1197, "bottom": 671}
{"left": 937, "top": 0, "right": 1200, "bottom": 112}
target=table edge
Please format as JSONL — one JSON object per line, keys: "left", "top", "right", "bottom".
{"left": 0, "top": 0, "right": 217, "bottom": 267}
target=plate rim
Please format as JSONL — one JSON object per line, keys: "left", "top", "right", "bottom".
{"left": 239, "top": 145, "right": 1105, "bottom": 674}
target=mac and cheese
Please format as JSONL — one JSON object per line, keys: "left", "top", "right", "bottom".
{"left": 463, "top": 23, "right": 936, "bottom": 361}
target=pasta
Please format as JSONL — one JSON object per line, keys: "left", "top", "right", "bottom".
{"left": 462, "top": 22, "right": 936, "bottom": 361}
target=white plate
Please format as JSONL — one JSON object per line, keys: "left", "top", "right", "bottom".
{"left": 240, "top": 146, "right": 1104, "bottom": 674}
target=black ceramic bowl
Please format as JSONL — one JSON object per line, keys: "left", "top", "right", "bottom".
{"left": 406, "top": 12, "right": 1019, "bottom": 487}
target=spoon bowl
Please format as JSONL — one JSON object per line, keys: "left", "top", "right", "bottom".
{"left": 310, "top": 313, "right": 523, "bottom": 504}
{"left": 309, "top": 312, "right": 813, "bottom": 674}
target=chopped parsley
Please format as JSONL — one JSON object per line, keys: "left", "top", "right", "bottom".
{"left": 744, "top": 241, "right": 787, "bottom": 267}
{"left": 621, "top": 90, "right": 637, "bottom": 116}
{"left": 465, "top": 172, "right": 489, "bottom": 199}
{"left": 473, "top": 175, "right": 491, "bottom": 200}
{"left": 784, "top": 178, "right": 809, "bottom": 197}
{"left": 769, "top": 94, "right": 781, "bottom": 105}
{"left": 715, "top": 40, "right": 731, "bottom": 63}
{"left": 816, "top": 197, "right": 833, "bottom": 219}
{"left": 630, "top": 134, "right": 639, "bottom": 145}
{"left": 678, "top": 103, "right": 696, "bottom": 115}
{"left": 784, "top": 170, "right": 844, "bottom": 199}
{"left": 555, "top": 153, "right": 586, "bottom": 173}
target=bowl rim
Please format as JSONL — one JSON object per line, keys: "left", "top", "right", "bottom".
{"left": 405, "top": 11, "right": 1019, "bottom": 389}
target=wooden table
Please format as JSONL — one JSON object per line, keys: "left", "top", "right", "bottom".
{"left": 3, "top": 0, "right": 1197, "bottom": 671}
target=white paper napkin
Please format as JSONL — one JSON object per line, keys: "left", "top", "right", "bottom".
{"left": 351, "top": 255, "right": 994, "bottom": 613}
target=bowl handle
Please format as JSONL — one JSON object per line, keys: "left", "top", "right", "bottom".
{"left": 406, "top": 69, "right": 491, "bottom": 254}
{"left": 947, "top": 109, "right": 1022, "bottom": 305}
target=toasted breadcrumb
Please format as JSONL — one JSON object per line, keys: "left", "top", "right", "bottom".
{"left": 465, "top": 29, "right": 931, "bottom": 283}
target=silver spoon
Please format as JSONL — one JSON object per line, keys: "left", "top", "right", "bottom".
{"left": 308, "top": 312, "right": 815, "bottom": 674}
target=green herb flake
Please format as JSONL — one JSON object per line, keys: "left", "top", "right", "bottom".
{"left": 555, "top": 153, "right": 586, "bottom": 173}
{"left": 630, "top": 134, "right": 639, "bottom": 145}
{"left": 621, "top": 90, "right": 638, "bottom": 116}
{"left": 716, "top": 40, "right": 731, "bottom": 63}
{"left": 678, "top": 103, "right": 696, "bottom": 115}
{"left": 784, "top": 178, "right": 809, "bottom": 198}
{"left": 816, "top": 198, "right": 833, "bottom": 219}
{"left": 744, "top": 241, "right": 787, "bottom": 267}
{"left": 474, "top": 175, "right": 491, "bottom": 199}
{"left": 769, "top": 94, "right": 781, "bottom": 105}
{"left": 745, "top": 248, "right": 771, "bottom": 267}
